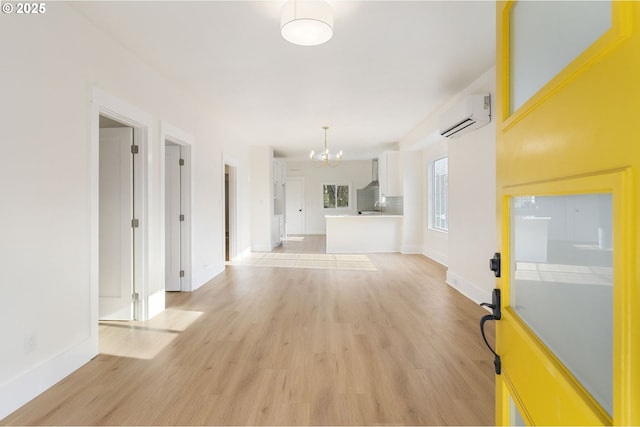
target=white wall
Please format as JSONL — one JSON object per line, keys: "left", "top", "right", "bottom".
{"left": 286, "top": 160, "right": 373, "bottom": 234}
{"left": 399, "top": 67, "right": 496, "bottom": 304}
{"left": 447, "top": 77, "right": 496, "bottom": 304}
{"left": 250, "top": 146, "right": 275, "bottom": 251}
{"left": 422, "top": 140, "right": 450, "bottom": 265}
{"left": 401, "top": 151, "right": 423, "bottom": 254}
{"left": 0, "top": 3, "right": 252, "bottom": 418}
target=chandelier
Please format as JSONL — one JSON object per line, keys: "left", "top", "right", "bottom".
{"left": 310, "top": 126, "right": 342, "bottom": 167}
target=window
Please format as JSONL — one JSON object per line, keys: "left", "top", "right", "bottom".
{"left": 432, "top": 157, "right": 448, "bottom": 231}
{"left": 323, "top": 183, "right": 350, "bottom": 209}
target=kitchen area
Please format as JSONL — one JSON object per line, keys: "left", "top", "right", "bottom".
{"left": 325, "top": 151, "right": 404, "bottom": 253}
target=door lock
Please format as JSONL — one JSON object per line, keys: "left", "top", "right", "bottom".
{"left": 489, "top": 252, "right": 501, "bottom": 277}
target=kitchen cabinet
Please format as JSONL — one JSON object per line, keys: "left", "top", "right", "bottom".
{"left": 378, "top": 151, "right": 402, "bottom": 197}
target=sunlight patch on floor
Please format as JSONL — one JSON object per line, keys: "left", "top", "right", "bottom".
{"left": 229, "top": 252, "right": 377, "bottom": 271}
{"left": 99, "top": 308, "right": 204, "bottom": 360}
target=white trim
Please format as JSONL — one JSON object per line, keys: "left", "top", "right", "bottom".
{"left": 147, "top": 289, "right": 166, "bottom": 319}
{"left": 192, "top": 264, "right": 225, "bottom": 291}
{"left": 91, "top": 87, "right": 152, "bottom": 321}
{"left": 0, "top": 338, "right": 95, "bottom": 420}
{"left": 401, "top": 243, "right": 423, "bottom": 254}
{"left": 160, "top": 121, "right": 194, "bottom": 293}
{"left": 423, "top": 245, "right": 449, "bottom": 267}
{"left": 161, "top": 122, "right": 194, "bottom": 147}
{"left": 445, "top": 269, "right": 492, "bottom": 305}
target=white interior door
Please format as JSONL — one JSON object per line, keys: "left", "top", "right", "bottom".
{"left": 165, "top": 144, "right": 181, "bottom": 291}
{"left": 285, "top": 177, "right": 304, "bottom": 235}
{"left": 99, "top": 127, "right": 133, "bottom": 320}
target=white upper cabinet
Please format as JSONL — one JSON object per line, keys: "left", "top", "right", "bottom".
{"left": 378, "top": 151, "right": 402, "bottom": 197}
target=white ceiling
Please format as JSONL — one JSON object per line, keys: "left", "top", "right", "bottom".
{"left": 72, "top": 1, "right": 496, "bottom": 160}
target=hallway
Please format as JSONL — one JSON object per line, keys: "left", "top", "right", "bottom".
{"left": 2, "top": 247, "right": 495, "bottom": 425}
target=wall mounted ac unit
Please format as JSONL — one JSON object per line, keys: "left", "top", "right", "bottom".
{"left": 438, "top": 94, "right": 491, "bottom": 138}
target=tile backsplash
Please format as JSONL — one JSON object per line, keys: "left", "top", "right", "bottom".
{"left": 383, "top": 196, "right": 403, "bottom": 215}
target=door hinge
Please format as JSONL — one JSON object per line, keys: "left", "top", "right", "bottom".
{"left": 131, "top": 144, "right": 139, "bottom": 154}
{"left": 179, "top": 270, "right": 185, "bottom": 278}
{"left": 179, "top": 158, "right": 185, "bottom": 166}
{"left": 132, "top": 292, "right": 140, "bottom": 302}
{"left": 131, "top": 218, "right": 139, "bottom": 228}
{"left": 179, "top": 214, "right": 185, "bottom": 222}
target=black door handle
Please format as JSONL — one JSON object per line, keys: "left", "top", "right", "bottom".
{"left": 480, "top": 288, "right": 501, "bottom": 374}
{"left": 298, "top": 209, "right": 302, "bottom": 212}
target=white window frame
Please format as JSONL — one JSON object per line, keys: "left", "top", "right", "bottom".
{"left": 322, "top": 183, "right": 351, "bottom": 210}
{"left": 431, "top": 157, "right": 448, "bottom": 232}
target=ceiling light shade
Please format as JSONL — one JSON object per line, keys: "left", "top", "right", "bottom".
{"left": 281, "top": 0, "right": 334, "bottom": 46}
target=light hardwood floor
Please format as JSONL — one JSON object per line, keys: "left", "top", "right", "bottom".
{"left": 2, "top": 236, "right": 495, "bottom": 425}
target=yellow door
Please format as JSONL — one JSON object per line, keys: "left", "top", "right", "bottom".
{"left": 495, "top": 1, "right": 639, "bottom": 425}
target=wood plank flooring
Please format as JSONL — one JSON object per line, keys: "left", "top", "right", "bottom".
{"left": 2, "top": 237, "right": 495, "bottom": 425}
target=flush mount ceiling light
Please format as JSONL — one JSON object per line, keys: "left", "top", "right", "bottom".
{"left": 281, "top": 0, "right": 334, "bottom": 46}
{"left": 310, "top": 126, "right": 342, "bottom": 167}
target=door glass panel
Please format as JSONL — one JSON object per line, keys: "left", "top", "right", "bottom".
{"left": 510, "top": 193, "right": 612, "bottom": 415}
{"left": 510, "top": 1, "right": 611, "bottom": 114}
{"left": 510, "top": 397, "right": 526, "bottom": 426}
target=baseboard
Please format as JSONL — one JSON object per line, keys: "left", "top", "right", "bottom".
{"left": 423, "top": 247, "right": 448, "bottom": 267}
{"left": 445, "top": 270, "right": 492, "bottom": 305}
{"left": 147, "top": 289, "right": 165, "bottom": 319}
{"left": 234, "top": 247, "right": 251, "bottom": 262}
{"left": 0, "top": 337, "right": 96, "bottom": 420}
{"left": 401, "top": 243, "right": 423, "bottom": 254}
{"left": 251, "top": 244, "right": 272, "bottom": 252}
{"left": 191, "top": 263, "right": 224, "bottom": 291}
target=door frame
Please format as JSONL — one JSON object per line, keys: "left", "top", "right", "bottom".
{"left": 90, "top": 88, "right": 151, "bottom": 346}
{"left": 285, "top": 176, "right": 305, "bottom": 235}
{"left": 222, "top": 153, "right": 238, "bottom": 262}
{"left": 160, "top": 121, "right": 193, "bottom": 294}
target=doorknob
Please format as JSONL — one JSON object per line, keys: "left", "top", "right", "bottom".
{"left": 480, "top": 288, "right": 501, "bottom": 375}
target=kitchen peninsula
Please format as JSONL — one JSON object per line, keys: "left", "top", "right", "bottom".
{"left": 325, "top": 214, "right": 403, "bottom": 253}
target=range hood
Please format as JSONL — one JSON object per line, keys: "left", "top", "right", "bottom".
{"left": 357, "top": 159, "right": 380, "bottom": 212}
{"left": 360, "top": 158, "right": 379, "bottom": 190}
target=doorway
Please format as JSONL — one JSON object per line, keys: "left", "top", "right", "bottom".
{"left": 223, "top": 155, "right": 238, "bottom": 262}
{"left": 89, "top": 87, "right": 152, "bottom": 334}
{"left": 225, "top": 165, "right": 230, "bottom": 261}
{"left": 98, "top": 116, "right": 136, "bottom": 321}
{"left": 165, "top": 143, "right": 182, "bottom": 291}
{"left": 161, "top": 122, "right": 193, "bottom": 293}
